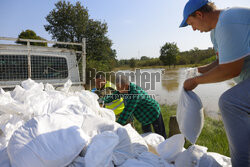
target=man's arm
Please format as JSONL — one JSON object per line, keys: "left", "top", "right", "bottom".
{"left": 184, "top": 57, "right": 244, "bottom": 91}
{"left": 198, "top": 59, "right": 219, "bottom": 74}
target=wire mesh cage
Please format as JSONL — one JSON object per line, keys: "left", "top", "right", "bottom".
{"left": 31, "top": 55, "right": 68, "bottom": 80}
{"left": 0, "top": 55, "right": 28, "bottom": 80}
{"left": 0, "top": 37, "right": 86, "bottom": 88}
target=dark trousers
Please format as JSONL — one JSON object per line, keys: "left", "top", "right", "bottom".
{"left": 141, "top": 113, "right": 167, "bottom": 139}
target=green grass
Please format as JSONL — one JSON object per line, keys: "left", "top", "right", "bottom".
{"left": 133, "top": 105, "right": 230, "bottom": 157}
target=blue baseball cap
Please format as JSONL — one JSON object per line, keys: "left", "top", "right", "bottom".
{"left": 180, "top": 0, "right": 209, "bottom": 27}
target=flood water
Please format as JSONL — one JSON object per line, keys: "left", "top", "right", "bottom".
{"left": 117, "top": 67, "right": 235, "bottom": 119}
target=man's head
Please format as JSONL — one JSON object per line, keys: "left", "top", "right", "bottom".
{"left": 180, "top": 0, "right": 217, "bottom": 32}
{"left": 115, "top": 74, "right": 129, "bottom": 93}
{"left": 95, "top": 73, "right": 106, "bottom": 89}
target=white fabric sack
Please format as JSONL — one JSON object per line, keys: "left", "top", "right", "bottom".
{"left": 199, "top": 153, "right": 224, "bottom": 167}
{"left": 13, "top": 80, "right": 50, "bottom": 117}
{"left": 112, "top": 127, "right": 135, "bottom": 166}
{"left": 156, "top": 134, "right": 185, "bottom": 163}
{"left": 0, "top": 115, "right": 24, "bottom": 150}
{"left": 112, "top": 124, "right": 148, "bottom": 166}
{"left": 200, "top": 152, "right": 232, "bottom": 167}
{"left": 177, "top": 88, "right": 204, "bottom": 144}
{"left": 76, "top": 90, "right": 100, "bottom": 115}
{"left": 21, "top": 78, "right": 44, "bottom": 90}
{"left": 84, "top": 131, "right": 119, "bottom": 167}
{"left": 61, "top": 79, "right": 72, "bottom": 93}
{"left": 81, "top": 113, "right": 122, "bottom": 138}
{"left": 175, "top": 145, "right": 208, "bottom": 167}
{"left": 98, "top": 107, "right": 116, "bottom": 122}
{"left": 7, "top": 113, "right": 89, "bottom": 167}
{"left": 123, "top": 124, "right": 148, "bottom": 156}
{"left": 137, "top": 151, "right": 174, "bottom": 167}
{"left": 0, "top": 148, "right": 10, "bottom": 167}
{"left": 66, "top": 156, "right": 85, "bottom": 167}
{"left": 175, "top": 145, "right": 231, "bottom": 167}
{"left": 44, "top": 83, "right": 55, "bottom": 91}
{"left": 118, "top": 158, "right": 154, "bottom": 167}
{"left": 141, "top": 132, "right": 165, "bottom": 155}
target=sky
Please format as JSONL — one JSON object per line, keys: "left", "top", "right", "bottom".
{"left": 0, "top": 0, "right": 249, "bottom": 60}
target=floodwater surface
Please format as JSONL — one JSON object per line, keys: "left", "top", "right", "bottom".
{"left": 117, "top": 67, "right": 234, "bottom": 119}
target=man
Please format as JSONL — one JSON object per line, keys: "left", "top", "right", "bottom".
{"left": 180, "top": 0, "right": 250, "bottom": 166}
{"left": 103, "top": 75, "right": 167, "bottom": 139}
{"left": 95, "top": 73, "right": 124, "bottom": 116}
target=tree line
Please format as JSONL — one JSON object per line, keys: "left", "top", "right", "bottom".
{"left": 15, "top": 1, "right": 216, "bottom": 77}
{"left": 117, "top": 44, "right": 216, "bottom": 68}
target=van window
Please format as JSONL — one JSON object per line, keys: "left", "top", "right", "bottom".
{"left": 0, "top": 55, "right": 68, "bottom": 81}
{"left": 31, "top": 55, "right": 68, "bottom": 79}
{"left": 0, "top": 55, "right": 28, "bottom": 80}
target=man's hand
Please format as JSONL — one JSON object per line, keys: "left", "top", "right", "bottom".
{"left": 183, "top": 77, "right": 198, "bottom": 91}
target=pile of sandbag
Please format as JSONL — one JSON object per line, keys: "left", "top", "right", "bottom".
{"left": 0, "top": 78, "right": 231, "bottom": 167}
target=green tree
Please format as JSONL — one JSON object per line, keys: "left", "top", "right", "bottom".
{"left": 129, "top": 58, "right": 136, "bottom": 68}
{"left": 140, "top": 56, "right": 150, "bottom": 60}
{"left": 16, "top": 29, "right": 47, "bottom": 46}
{"left": 177, "top": 47, "right": 216, "bottom": 65}
{"left": 44, "top": 1, "right": 117, "bottom": 72}
{"left": 159, "top": 42, "right": 179, "bottom": 67}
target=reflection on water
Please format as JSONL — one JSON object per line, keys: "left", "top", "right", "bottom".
{"left": 117, "top": 67, "right": 233, "bottom": 119}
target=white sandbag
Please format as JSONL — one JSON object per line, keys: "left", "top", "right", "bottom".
{"left": 112, "top": 125, "right": 148, "bottom": 166}
{"left": 13, "top": 80, "right": 50, "bottom": 117}
{"left": 81, "top": 113, "right": 122, "bottom": 138}
{"left": 156, "top": 134, "right": 185, "bottom": 163}
{"left": 61, "top": 79, "right": 72, "bottom": 93}
{"left": 175, "top": 145, "right": 207, "bottom": 167}
{"left": 76, "top": 90, "right": 100, "bottom": 115}
{"left": 112, "top": 127, "right": 135, "bottom": 166}
{"left": 137, "top": 151, "right": 174, "bottom": 167}
{"left": 0, "top": 148, "right": 11, "bottom": 167}
{"left": 7, "top": 113, "right": 89, "bottom": 167}
{"left": 0, "top": 90, "right": 27, "bottom": 117}
{"left": 98, "top": 107, "right": 116, "bottom": 122}
{"left": 84, "top": 131, "right": 119, "bottom": 167}
{"left": 21, "top": 78, "right": 44, "bottom": 91}
{"left": 118, "top": 158, "right": 154, "bottom": 167}
{"left": 199, "top": 153, "right": 224, "bottom": 167}
{"left": 52, "top": 95, "right": 88, "bottom": 116}
{"left": 123, "top": 124, "right": 148, "bottom": 156}
{"left": 66, "top": 156, "right": 85, "bottom": 167}
{"left": 204, "top": 152, "right": 232, "bottom": 167}
{"left": 81, "top": 116, "right": 147, "bottom": 166}
{"left": 0, "top": 101, "right": 27, "bottom": 116}
{"left": 10, "top": 85, "right": 26, "bottom": 103}
{"left": 10, "top": 84, "right": 48, "bottom": 117}
{"left": 0, "top": 87, "right": 5, "bottom": 94}
{"left": 0, "top": 115, "right": 24, "bottom": 150}
{"left": 141, "top": 132, "right": 165, "bottom": 155}
{"left": 177, "top": 88, "right": 204, "bottom": 144}
{"left": 44, "top": 83, "right": 55, "bottom": 91}
{"left": 0, "top": 90, "right": 13, "bottom": 105}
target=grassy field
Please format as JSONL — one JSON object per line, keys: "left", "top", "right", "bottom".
{"left": 133, "top": 105, "right": 230, "bottom": 157}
